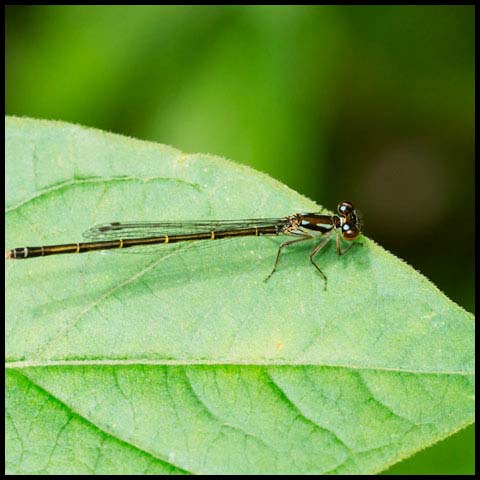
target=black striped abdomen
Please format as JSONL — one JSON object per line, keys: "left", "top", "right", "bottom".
{"left": 6, "top": 226, "right": 280, "bottom": 259}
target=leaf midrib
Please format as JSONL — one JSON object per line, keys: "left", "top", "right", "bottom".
{"left": 5, "top": 360, "right": 474, "bottom": 376}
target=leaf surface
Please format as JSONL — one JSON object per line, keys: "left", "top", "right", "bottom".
{"left": 5, "top": 117, "right": 474, "bottom": 474}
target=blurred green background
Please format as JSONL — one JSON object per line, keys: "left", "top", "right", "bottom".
{"left": 5, "top": 5, "right": 474, "bottom": 474}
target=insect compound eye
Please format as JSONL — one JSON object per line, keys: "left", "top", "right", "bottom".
{"left": 338, "top": 201, "right": 354, "bottom": 215}
{"left": 342, "top": 224, "right": 359, "bottom": 240}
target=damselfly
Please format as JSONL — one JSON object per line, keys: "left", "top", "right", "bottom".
{"left": 6, "top": 201, "right": 361, "bottom": 289}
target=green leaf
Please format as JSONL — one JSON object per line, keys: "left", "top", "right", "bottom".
{"left": 5, "top": 117, "right": 474, "bottom": 475}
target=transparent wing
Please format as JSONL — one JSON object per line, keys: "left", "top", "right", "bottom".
{"left": 82, "top": 218, "right": 288, "bottom": 256}
{"left": 83, "top": 218, "right": 287, "bottom": 240}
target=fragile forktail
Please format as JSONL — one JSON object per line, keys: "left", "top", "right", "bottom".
{"left": 6, "top": 201, "right": 361, "bottom": 289}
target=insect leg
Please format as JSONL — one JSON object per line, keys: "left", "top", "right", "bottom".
{"left": 309, "top": 233, "right": 335, "bottom": 290}
{"left": 264, "top": 234, "right": 313, "bottom": 283}
{"left": 336, "top": 235, "right": 363, "bottom": 256}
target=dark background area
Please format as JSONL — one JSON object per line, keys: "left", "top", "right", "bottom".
{"left": 6, "top": 5, "right": 474, "bottom": 474}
